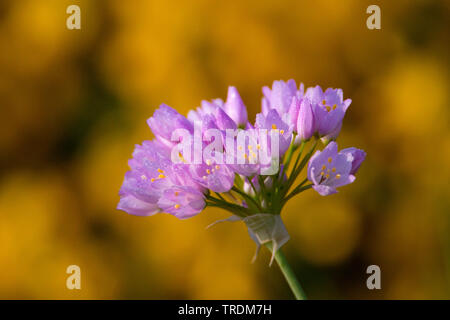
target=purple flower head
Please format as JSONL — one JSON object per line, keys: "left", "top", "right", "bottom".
{"left": 188, "top": 93, "right": 242, "bottom": 131}
{"left": 148, "top": 104, "right": 194, "bottom": 148}
{"left": 187, "top": 98, "right": 224, "bottom": 124}
{"left": 190, "top": 156, "right": 235, "bottom": 193}
{"left": 305, "top": 86, "right": 351, "bottom": 137}
{"left": 289, "top": 97, "right": 315, "bottom": 141}
{"left": 340, "top": 147, "right": 366, "bottom": 175}
{"left": 188, "top": 99, "right": 224, "bottom": 123}
{"left": 179, "top": 114, "right": 235, "bottom": 193}
{"left": 224, "top": 86, "right": 248, "bottom": 128}
{"left": 121, "top": 141, "right": 177, "bottom": 203}
{"left": 118, "top": 139, "right": 206, "bottom": 218}
{"left": 255, "top": 109, "right": 293, "bottom": 155}
{"left": 200, "top": 113, "right": 220, "bottom": 132}
{"left": 118, "top": 80, "right": 364, "bottom": 236}
{"left": 204, "top": 98, "right": 225, "bottom": 113}
{"left": 307, "top": 142, "right": 357, "bottom": 196}
{"left": 320, "top": 122, "right": 342, "bottom": 144}
{"left": 215, "top": 107, "right": 238, "bottom": 131}
{"left": 262, "top": 79, "right": 304, "bottom": 117}
{"left": 157, "top": 186, "right": 205, "bottom": 219}
{"left": 229, "top": 129, "right": 262, "bottom": 177}
{"left": 117, "top": 194, "right": 160, "bottom": 217}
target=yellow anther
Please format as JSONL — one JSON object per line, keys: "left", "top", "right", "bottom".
{"left": 332, "top": 104, "right": 337, "bottom": 110}
{"left": 272, "top": 124, "right": 277, "bottom": 130}
{"left": 157, "top": 168, "right": 164, "bottom": 173}
{"left": 327, "top": 169, "right": 330, "bottom": 173}
{"left": 256, "top": 144, "right": 261, "bottom": 150}
{"left": 174, "top": 191, "right": 179, "bottom": 196}
{"left": 158, "top": 174, "right": 165, "bottom": 179}
{"left": 206, "top": 169, "right": 211, "bottom": 174}
{"left": 321, "top": 165, "right": 326, "bottom": 170}
{"left": 326, "top": 106, "right": 331, "bottom": 112}
{"left": 336, "top": 174, "right": 341, "bottom": 179}
{"left": 205, "top": 159, "right": 212, "bottom": 166}
{"left": 248, "top": 145, "right": 253, "bottom": 150}
{"left": 280, "top": 130, "right": 285, "bottom": 134}
{"left": 178, "top": 152, "right": 187, "bottom": 163}
{"left": 238, "top": 146, "right": 243, "bottom": 151}
{"left": 325, "top": 174, "right": 330, "bottom": 179}
{"left": 320, "top": 171, "right": 325, "bottom": 176}
{"left": 332, "top": 167, "right": 336, "bottom": 172}
{"left": 151, "top": 178, "right": 155, "bottom": 182}
{"left": 322, "top": 99, "right": 326, "bottom": 105}
{"left": 244, "top": 153, "right": 248, "bottom": 159}
{"left": 328, "top": 157, "right": 332, "bottom": 163}
{"left": 215, "top": 165, "right": 220, "bottom": 170}
{"left": 174, "top": 204, "right": 180, "bottom": 209}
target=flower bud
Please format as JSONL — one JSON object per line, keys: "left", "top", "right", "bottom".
{"left": 224, "top": 86, "right": 248, "bottom": 128}
{"left": 297, "top": 98, "right": 315, "bottom": 141}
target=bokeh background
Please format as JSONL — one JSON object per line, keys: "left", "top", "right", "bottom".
{"left": 0, "top": 0, "right": 449, "bottom": 299}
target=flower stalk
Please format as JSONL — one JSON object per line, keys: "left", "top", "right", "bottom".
{"left": 266, "top": 243, "right": 307, "bottom": 300}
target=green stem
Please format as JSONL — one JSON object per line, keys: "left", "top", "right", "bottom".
{"left": 266, "top": 243, "right": 307, "bottom": 300}
{"left": 291, "top": 141, "right": 305, "bottom": 174}
{"left": 283, "top": 133, "right": 297, "bottom": 172}
{"left": 231, "top": 186, "right": 262, "bottom": 212}
{"left": 206, "top": 194, "right": 251, "bottom": 216}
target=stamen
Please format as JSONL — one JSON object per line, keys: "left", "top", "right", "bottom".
{"left": 178, "top": 152, "right": 187, "bottom": 163}
{"left": 206, "top": 169, "right": 211, "bottom": 174}
{"left": 325, "top": 174, "right": 330, "bottom": 179}
{"left": 158, "top": 174, "right": 165, "bottom": 179}
{"left": 280, "top": 129, "right": 285, "bottom": 134}
{"left": 256, "top": 144, "right": 261, "bottom": 150}
{"left": 151, "top": 178, "right": 155, "bottom": 182}
{"left": 215, "top": 165, "right": 220, "bottom": 170}
{"left": 322, "top": 99, "right": 326, "bottom": 105}
{"left": 332, "top": 104, "right": 337, "bottom": 110}
{"left": 157, "top": 168, "right": 164, "bottom": 173}
{"left": 321, "top": 165, "right": 326, "bottom": 170}
{"left": 328, "top": 157, "right": 332, "bottom": 163}
{"left": 272, "top": 124, "right": 277, "bottom": 130}
{"left": 174, "top": 204, "right": 180, "bottom": 209}
{"left": 326, "top": 106, "right": 331, "bottom": 112}
{"left": 320, "top": 171, "right": 325, "bottom": 176}
{"left": 332, "top": 167, "right": 336, "bottom": 172}
{"left": 174, "top": 191, "right": 179, "bottom": 196}
{"left": 205, "top": 159, "right": 212, "bottom": 166}
{"left": 336, "top": 174, "right": 341, "bottom": 179}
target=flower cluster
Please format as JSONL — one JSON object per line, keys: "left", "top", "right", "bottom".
{"left": 118, "top": 80, "right": 365, "bottom": 221}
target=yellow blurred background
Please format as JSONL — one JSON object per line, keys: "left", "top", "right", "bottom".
{"left": 0, "top": 0, "right": 449, "bottom": 299}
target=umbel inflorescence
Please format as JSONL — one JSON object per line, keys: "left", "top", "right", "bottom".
{"left": 117, "top": 80, "right": 366, "bottom": 299}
